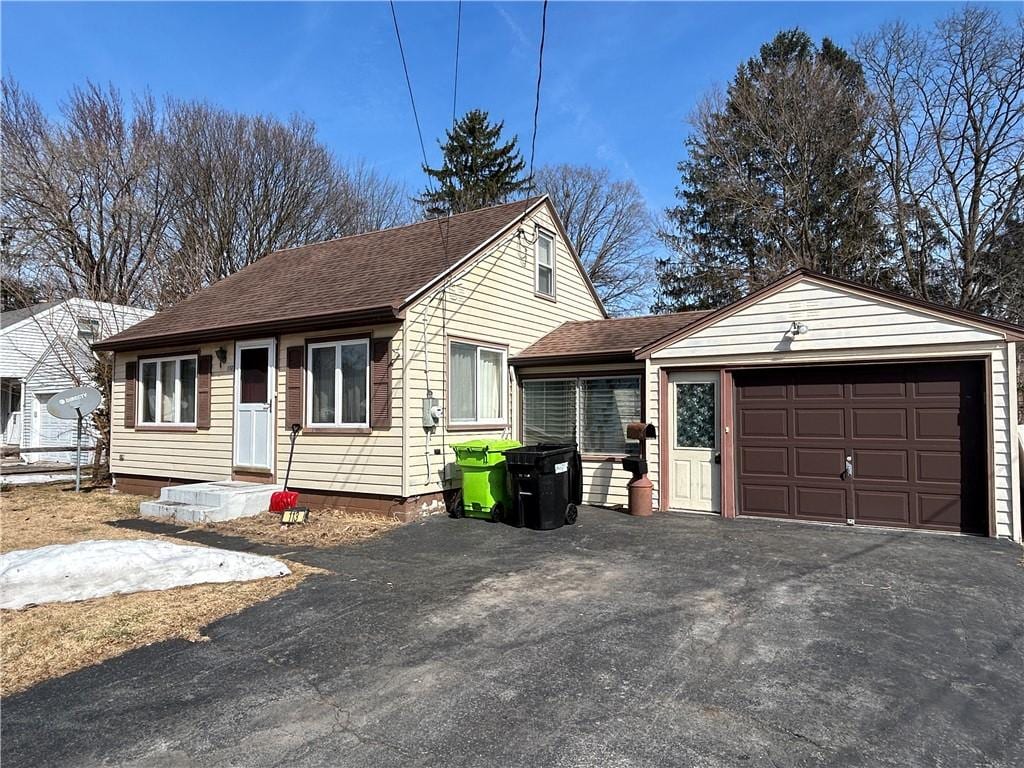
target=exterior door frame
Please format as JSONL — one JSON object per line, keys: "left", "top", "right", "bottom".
{"left": 233, "top": 338, "right": 276, "bottom": 474}
{"left": 665, "top": 370, "right": 722, "bottom": 513}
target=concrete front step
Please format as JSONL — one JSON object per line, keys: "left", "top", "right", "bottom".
{"left": 141, "top": 480, "right": 283, "bottom": 524}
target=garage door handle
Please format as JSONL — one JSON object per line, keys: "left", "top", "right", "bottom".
{"left": 842, "top": 455, "right": 854, "bottom": 480}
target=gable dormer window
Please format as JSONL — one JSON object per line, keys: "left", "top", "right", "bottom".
{"left": 535, "top": 230, "right": 555, "bottom": 297}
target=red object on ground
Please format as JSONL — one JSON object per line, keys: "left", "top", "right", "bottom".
{"left": 269, "top": 490, "right": 299, "bottom": 513}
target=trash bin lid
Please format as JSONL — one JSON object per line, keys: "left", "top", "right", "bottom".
{"left": 452, "top": 439, "right": 522, "bottom": 467}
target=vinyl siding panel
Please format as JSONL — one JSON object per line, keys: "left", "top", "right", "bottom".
{"left": 111, "top": 342, "right": 234, "bottom": 481}
{"left": 275, "top": 323, "right": 403, "bottom": 496}
{"left": 404, "top": 202, "right": 604, "bottom": 499}
{"left": 652, "top": 280, "right": 1004, "bottom": 359}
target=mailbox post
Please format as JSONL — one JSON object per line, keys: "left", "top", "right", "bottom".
{"left": 623, "top": 422, "right": 657, "bottom": 517}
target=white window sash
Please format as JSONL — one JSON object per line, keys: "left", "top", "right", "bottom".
{"left": 450, "top": 342, "right": 507, "bottom": 425}
{"left": 137, "top": 354, "right": 198, "bottom": 426}
{"left": 535, "top": 230, "right": 555, "bottom": 296}
{"left": 306, "top": 339, "right": 370, "bottom": 428}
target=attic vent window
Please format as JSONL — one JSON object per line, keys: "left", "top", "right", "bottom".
{"left": 77, "top": 318, "right": 101, "bottom": 340}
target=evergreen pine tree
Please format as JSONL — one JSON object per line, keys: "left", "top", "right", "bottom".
{"left": 416, "top": 109, "right": 530, "bottom": 217}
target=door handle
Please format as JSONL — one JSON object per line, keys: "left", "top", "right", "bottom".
{"left": 842, "top": 454, "right": 854, "bottom": 480}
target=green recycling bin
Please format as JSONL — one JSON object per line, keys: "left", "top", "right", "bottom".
{"left": 451, "top": 439, "right": 521, "bottom": 522}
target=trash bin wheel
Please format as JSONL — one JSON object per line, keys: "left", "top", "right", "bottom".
{"left": 490, "top": 503, "right": 504, "bottom": 523}
{"left": 565, "top": 503, "right": 578, "bottom": 525}
{"left": 451, "top": 500, "right": 465, "bottom": 519}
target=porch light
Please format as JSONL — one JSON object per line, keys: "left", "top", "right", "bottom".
{"left": 790, "top": 321, "right": 809, "bottom": 336}
{"left": 216, "top": 346, "right": 228, "bottom": 365}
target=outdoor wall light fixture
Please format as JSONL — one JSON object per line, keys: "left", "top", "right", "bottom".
{"left": 790, "top": 321, "right": 809, "bottom": 336}
{"left": 215, "top": 346, "right": 228, "bottom": 365}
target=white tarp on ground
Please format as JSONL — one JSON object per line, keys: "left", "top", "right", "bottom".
{"left": 0, "top": 539, "right": 290, "bottom": 610}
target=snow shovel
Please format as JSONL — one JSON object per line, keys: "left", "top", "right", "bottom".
{"left": 270, "top": 424, "right": 308, "bottom": 522}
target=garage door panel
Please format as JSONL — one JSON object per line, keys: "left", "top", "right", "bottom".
{"left": 853, "top": 449, "right": 908, "bottom": 482}
{"left": 795, "top": 487, "right": 847, "bottom": 520}
{"left": 735, "top": 362, "right": 986, "bottom": 534}
{"left": 737, "top": 382, "right": 788, "bottom": 402}
{"left": 854, "top": 490, "right": 910, "bottom": 525}
{"left": 916, "top": 451, "right": 961, "bottom": 483}
{"left": 740, "top": 484, "right": 789, "bottom": 516}
{"left": 915, "top": 409, "right": 960, "bottom": 440}
{"left": 739, "top": 409, "right": 788, "bottom": 438}
{"left": 740, "top": 446, "right": 788, "bottom": 476}
{"left": 917, "top": 494, "right": 965, "bottom": 530}
{"left": 794, "top": 448, "right": 844, "bottom": 478}
{"left": 851, "top": 380, "right": 906, "bottom": 399}
{"left": 794, "top": 409, "right": 845, "bottom": 439}
{"left": 851, "top": 409, "right": 907, "bottom": 440}
{"left": 914, "top": 378, "right": 962, "bottom": 397}
{"left": 794, "top": 382, "right": 844, "bottom": 399}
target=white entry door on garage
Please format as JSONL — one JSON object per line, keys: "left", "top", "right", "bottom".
{"left": 668, "top": 372, "right": 720, "bottom": 512}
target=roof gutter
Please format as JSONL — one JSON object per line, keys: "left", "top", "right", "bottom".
{"left": 92, "top": 305, "right": 401, "bottom": 352}
{"left": 510, "top": 350, "right": 640, "bottom": 368}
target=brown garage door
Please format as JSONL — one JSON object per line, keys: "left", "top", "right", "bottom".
{"left": 734, "top": 362, "right": 986, "bottom": 534}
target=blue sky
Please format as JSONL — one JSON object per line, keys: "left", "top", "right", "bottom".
{"left": 2, "top": 1, "right": 1015, "bottom": 217}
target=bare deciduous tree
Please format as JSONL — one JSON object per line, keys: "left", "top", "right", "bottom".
{"left": 535, "top": 164, "right": 656, "bottom": 315}
{"left": 856, "top": 7, "right": 1024, "bottom": 313}
{"left": 2, "top": 80, "right": 175, "bottom": 306}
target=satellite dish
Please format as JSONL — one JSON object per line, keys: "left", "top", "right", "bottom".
{"left": 47, "top": 386, "right": 102, "bottom": 420}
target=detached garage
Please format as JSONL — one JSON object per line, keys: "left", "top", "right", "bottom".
{"left": 642, "top": 270, "right": 1021, "bottom": 541}
{"left": 517, "top": 269, "right": 1022, "bottom": 542}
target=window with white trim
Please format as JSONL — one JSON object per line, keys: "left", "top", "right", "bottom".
{"left": 139, "top": 355, "right": 198, "bottom": 425}
{"left": 450, "top": 341, "right": 507, "bottom": 424}
{"left": 522, "top": 376, "right": 641, "bottom": 456}
{"left": 307, "top": 339, "right": 369, "bottom": 427}
{"left": 77, "top": 317, "right": 100, "bottom": 340}
{"left": 535, "top": 230, "right": 555, "bottom": 296}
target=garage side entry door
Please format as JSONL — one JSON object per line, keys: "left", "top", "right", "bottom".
{"left": 734, "top": 362, "right": 987, "bottom": 534}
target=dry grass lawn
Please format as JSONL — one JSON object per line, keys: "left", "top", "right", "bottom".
{"left": 0, "top": 482, "right": 399, "bottom": 696}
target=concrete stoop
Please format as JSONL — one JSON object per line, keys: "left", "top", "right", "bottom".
{"left": 140, "top": 480, "right": 283, "bottom": 524}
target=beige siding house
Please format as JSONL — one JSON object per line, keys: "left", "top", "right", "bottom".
{"left": 99, "top": 199, "right": 1021, "bottom": 543}
{"left": 99, "top": 197, "right": 605, "bottom": 518}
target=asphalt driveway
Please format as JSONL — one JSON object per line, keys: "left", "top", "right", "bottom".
{"left": 3, "top": 508, "right": 1023, "bottom": 767}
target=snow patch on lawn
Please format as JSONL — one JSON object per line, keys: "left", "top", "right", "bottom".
{"left": 0, "top": 539, "right": 290, "bottom": 610}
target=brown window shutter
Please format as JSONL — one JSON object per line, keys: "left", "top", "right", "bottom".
{"left": 197, "top": 355, "right": 213, "bottom": 429}
{"left": 123, "top": 360, "right": 137, "bottom": 429}
{"left": 286, "top": 346, "right": 304, "bottom": 429}
{"left": 370, "top": 338, "right": 392, "bottom": 430}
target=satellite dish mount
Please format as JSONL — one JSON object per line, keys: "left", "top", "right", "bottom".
{"left": 47, "top": 386, "right": 102, "bottom": 492}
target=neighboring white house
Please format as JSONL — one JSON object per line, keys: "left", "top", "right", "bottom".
{"left": 1, "top": 299, "right": 154, "bottom": 464}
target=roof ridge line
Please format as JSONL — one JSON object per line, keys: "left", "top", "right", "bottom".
{"left": 270, "top": 195, "right": 547, "bottom": 256}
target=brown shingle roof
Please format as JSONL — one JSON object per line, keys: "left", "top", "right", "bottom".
{"left": 95, "top": 197, "right": 546, "bottom": 351}
{"left": 513, "top": 311, "right": 712, "bottom": 366}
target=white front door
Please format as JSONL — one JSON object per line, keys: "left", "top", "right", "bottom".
{"left": 234, "top": 339, "right": 275, "bottom": 471}
{"left": 668, "top": 371, "right": 720, "bottom": 512}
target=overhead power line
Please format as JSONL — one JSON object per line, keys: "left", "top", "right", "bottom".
{"left": 452, "top": 0, "right": 462, "bottom": 131}
{"left": 527, "top": 0, "right": 549, "bottom": 191}
{"left": 389, "top": 0, "right": 430, "bottom": 171}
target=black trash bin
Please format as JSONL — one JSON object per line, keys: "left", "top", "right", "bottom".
{"left": 503, "top": 444, "right": 583, "bottom": 530}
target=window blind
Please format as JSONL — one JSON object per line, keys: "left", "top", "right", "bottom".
{"left": 523, "top": 380, "right": 577, "bottom": 445}
{"left": 580, "top": 378, "right": 641, "bottom": 455}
